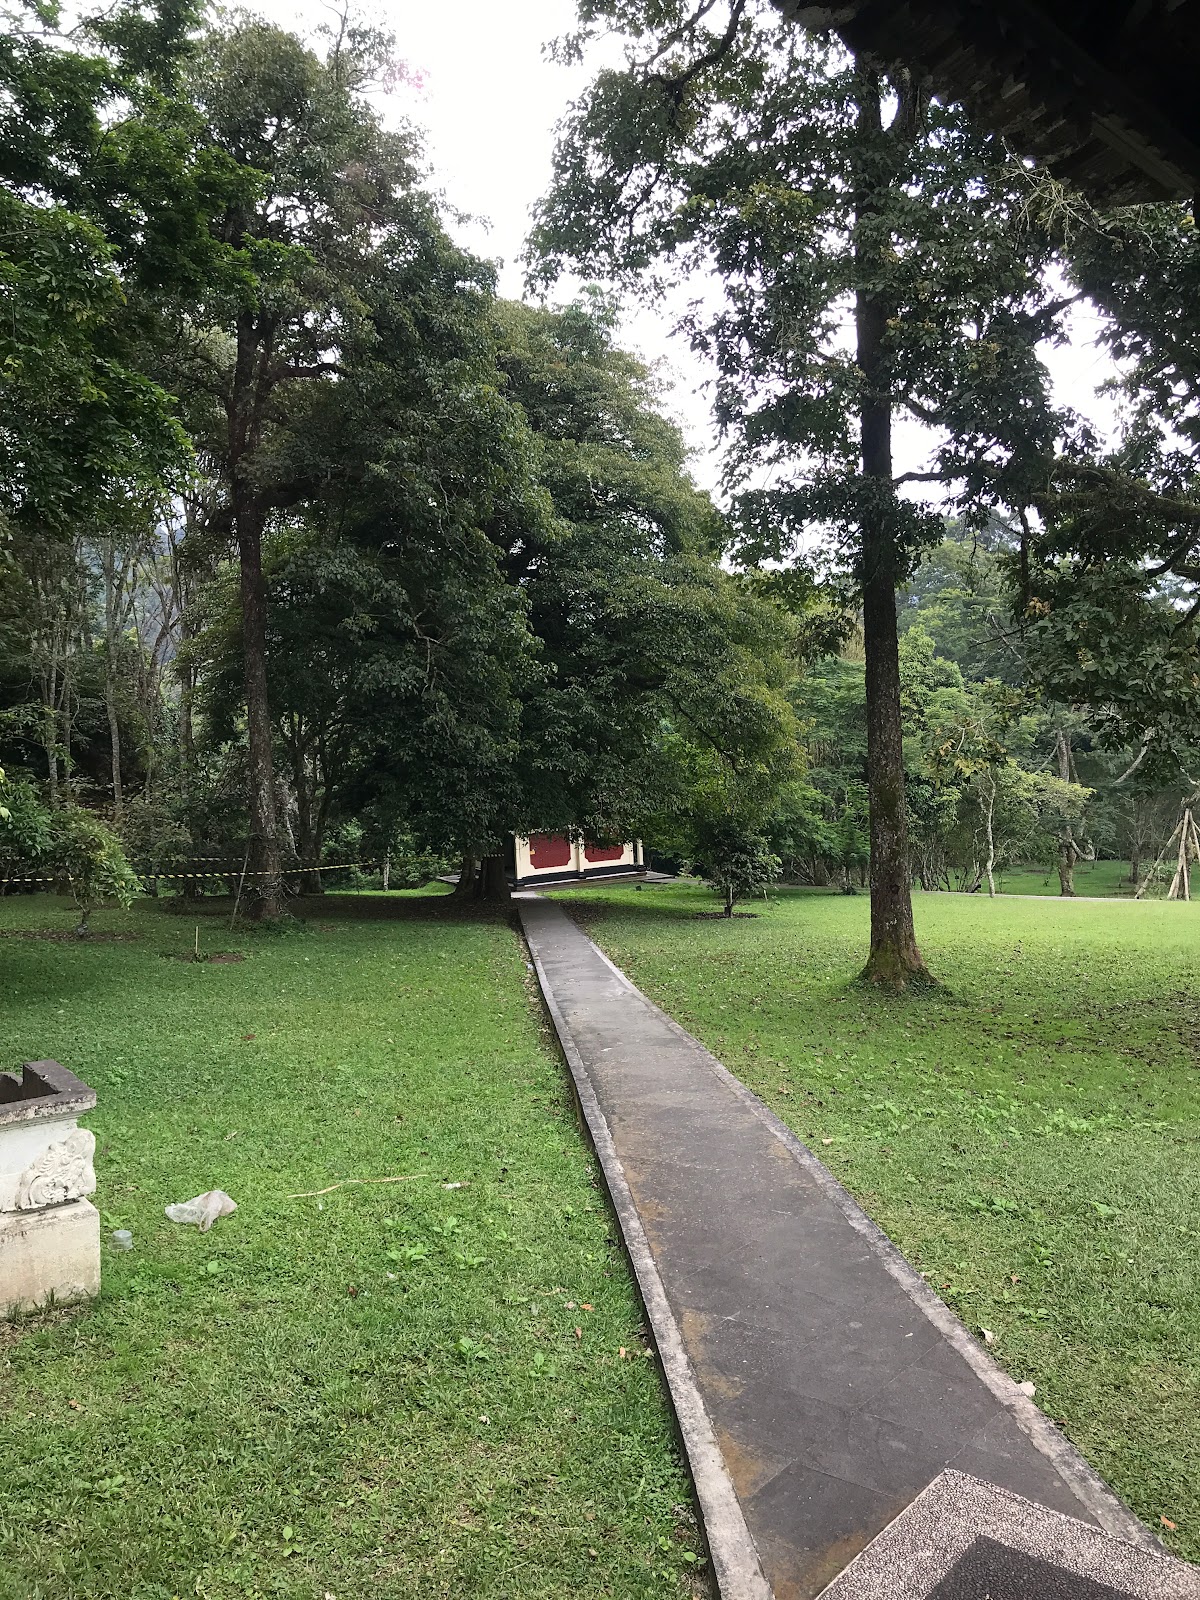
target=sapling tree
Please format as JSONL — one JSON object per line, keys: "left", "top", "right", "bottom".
{"left": 694, "top": 819, "right": 781, "bottom": 917}
{"left": 49, "top": 810, "right": 140, "bottom": 935}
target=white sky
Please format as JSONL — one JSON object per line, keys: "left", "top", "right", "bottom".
{"left": 264, "top": 0, "right": 1123, "bottom": 498}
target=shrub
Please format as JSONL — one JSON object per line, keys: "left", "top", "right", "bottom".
{"left": 49, "top": 810, "right": 141, "bottom": 935}
{"left": 695, "top": 821, "right": 781, "bottom": 917}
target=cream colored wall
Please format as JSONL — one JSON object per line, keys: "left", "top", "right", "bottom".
{"left": 514, "top": 836, "right": 643, "bottom": 882}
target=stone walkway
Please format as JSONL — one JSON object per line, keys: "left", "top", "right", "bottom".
{"left": 518, "top": 896, "right": 1198, "bottom": 1600}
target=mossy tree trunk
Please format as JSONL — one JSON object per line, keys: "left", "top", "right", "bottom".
{"left": 853, "top": 63, "right": 931, "bottom": 990}
{"left": 452, "top": 856, "right": 477, "bottom": 899}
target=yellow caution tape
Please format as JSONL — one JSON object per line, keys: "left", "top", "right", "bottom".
{"left": 0, "top": 860, "right": 381, "bottom": 888}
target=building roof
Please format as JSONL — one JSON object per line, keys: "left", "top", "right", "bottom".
{"left": 777, "top": 0, "right": 1200, "bottom": 204}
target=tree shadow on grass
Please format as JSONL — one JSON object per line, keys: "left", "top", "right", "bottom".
{"left": 290, "top": 892, "right": 508, "bottom": 924}
{"left": 155, "top": 890, "right": 506, "bottom": 926}
{"left": 546, "top": 888, "right": 730, "bottom": 928}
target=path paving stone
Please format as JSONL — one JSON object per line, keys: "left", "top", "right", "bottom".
{"left": 519, "top": 896, "right": 1198, "bottom": 1600}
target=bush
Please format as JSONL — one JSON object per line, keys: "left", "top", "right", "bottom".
{"left": 0, "top": 770, "right": 53, "bottom": 877}
{"left": 49, "top": 810, "right": 141, "bottom": 934}
{"left": 694, "top": 821, "right": 781, "bottom": 917}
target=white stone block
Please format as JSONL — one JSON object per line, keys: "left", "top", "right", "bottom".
{"left": 0, "top": 1200, "right": 101, "bottom": 1316}
{"left": 0, "top": 1060, "right": 100, "bottom": 1319}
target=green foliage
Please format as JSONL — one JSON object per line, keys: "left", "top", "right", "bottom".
{"left": 1013, "top": 205, "right": 1200, "bottom": 762}
{"left": 0, "top": 0, "right": 199, "bottom": 527}
{"left": 532, "top": 10, "right": 1066, "bottom": 582}
{"left": 0, "top": 769, "right": 53, "bottom": 864}
{"left": 691, "top": 818, "right": 781, "bottom": 916}
{"left": 48, "top": 809, "right": 140, "bottom": 930}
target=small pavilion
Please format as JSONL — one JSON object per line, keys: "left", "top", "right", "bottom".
{"left": 512, "top": 834, "right": 644, "bottom": 888}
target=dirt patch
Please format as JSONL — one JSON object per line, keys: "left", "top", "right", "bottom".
{"left": 165, "top": 950, "right": 246, "bottom": 964}
{"left": 692, "top": 911, "right": 759, "bottom": 920}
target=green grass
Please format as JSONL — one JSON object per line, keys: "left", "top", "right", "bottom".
{"left": 996, "top": 859, "right": 1139, "bottom": 898}
{"left": 0, "top": 893, "right": 706, "bottom": 1600}
{"left": 551, "top": 880, "right": 1200, "bottom": 1557}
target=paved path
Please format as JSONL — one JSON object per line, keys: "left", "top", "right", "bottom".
{"left": 518, "top": 896, "right": 1178, "bottom": 1600}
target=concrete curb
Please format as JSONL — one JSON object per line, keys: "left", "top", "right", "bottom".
{"left": 575, "top": 920, "right": 1159, "bottom": 1553}
{"left": 519, "top": 907, "right": 773, "bottom": 1600}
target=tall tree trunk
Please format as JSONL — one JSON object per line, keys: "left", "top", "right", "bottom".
{"left": 101, "top": 540, "right": 124, "bottom": 817}
{"left": 381, "top": 850, "right": 391, "bottom": 892}
{"left": 453, "top": 855, "right": 478, "bottom": 899}
{"left": 179, "top": 654, "right": 196, "bottom": 803}
{"left": 983, "top": 772, "right": 997, "bottom": 898}
{"left": 853, "top": 64, "right": 930, "bottom": 989}
{"left": 236, "top": 499, "right": 283, "bottom": 919}
{"left": 1055, "top": 728, "right": 1077, "bottom": 897}
{"left": 476, "top": 853, "right": 510, "bottom": 902}
{"left": 42, "top": 681, "right": 60, "bottom": 812}
{"left": 290, "top": 740, "right": 323, "bottom": 896}
{"left": 1057, "top": 838, "right": 1078, "bottom": 897}
{"left": 228, "top": 301, "right": 283, "bottom": 919}
{"left": 105, "top": 677, "right": 123, "bottom": 816}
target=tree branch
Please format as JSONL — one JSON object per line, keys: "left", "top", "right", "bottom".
{"left": 645, "top": 0, "right": 748, "bottom": 110}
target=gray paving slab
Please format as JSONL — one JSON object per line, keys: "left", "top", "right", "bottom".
{"left": 518, "top": 896, "right": 1180, "bottom": 1600}
{"left": 822, "top": 1472, "right": 1199, "bottom": 1600}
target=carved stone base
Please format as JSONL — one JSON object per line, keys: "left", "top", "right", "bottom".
{"left": 0, "top": 1200, "right": 100, "bottom": 1317}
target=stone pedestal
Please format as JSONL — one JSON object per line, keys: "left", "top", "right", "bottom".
{"left": 0, "top": 1201, "right": 100, "bottom": 1315}
{"left": 0, "top": 1061, "right": 99, "bottom": 1318}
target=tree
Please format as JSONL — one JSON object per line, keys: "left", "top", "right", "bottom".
{"left": 693, "top": 819, "right": 780, "bottom": 916}
{"left": 0, "top": 0, "right": 200, "bottom": 531}
{"left": 47, "top": 809, "right": 140, "bottom": 935}
{"left": 159, "top": 18, "right": 443, "bottom": 916}
{"left": 354, "top": 296, "right": 798, "bottom": 896}
{"left": 533, "top": 6, "right": 1069, "bottom": 985}
{"left": 996, "top": 199, "right": 1200, "bottom": 778}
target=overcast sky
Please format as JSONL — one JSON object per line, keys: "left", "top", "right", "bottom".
{"left": 264, "top": 0, "right": 1123, "bottom": 497}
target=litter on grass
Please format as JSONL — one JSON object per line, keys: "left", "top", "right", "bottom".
{"left": 165, "top": 1190, "right": 238, "bottom": 1232}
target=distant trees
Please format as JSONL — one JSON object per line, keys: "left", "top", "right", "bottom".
{"left": 0, "top": 7, "right": 799, "bottom": 911}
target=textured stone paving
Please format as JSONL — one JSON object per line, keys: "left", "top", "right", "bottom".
{"left": 519, "top": 897, "right": 1195, "bottom": 1600}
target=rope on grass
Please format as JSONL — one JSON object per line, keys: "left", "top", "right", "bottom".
{"left": 287, "top": 1173, "right": 430, "bottom": 1199}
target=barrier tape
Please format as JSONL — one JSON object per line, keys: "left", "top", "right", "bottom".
{"left": 0, "top": 859, "right": 381, "bottom": 888}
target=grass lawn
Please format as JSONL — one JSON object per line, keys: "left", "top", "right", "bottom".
{"left": 551, "top": 880, "right": 1200, "bottom": 1559}
{"left": 0, "top": 892, "right": 706, "bottom": 1600}
{"left": 996, "top": 860, "right": 1138, "bottom": 898}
